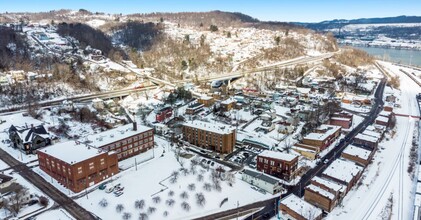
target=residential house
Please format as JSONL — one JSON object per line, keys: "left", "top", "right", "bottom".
{"left": 9, "top": 124, "right": 51, "bottom": 154}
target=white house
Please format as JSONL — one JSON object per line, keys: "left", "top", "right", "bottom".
{"left": 241, "top": 169, "right": 282, "bottom": 194}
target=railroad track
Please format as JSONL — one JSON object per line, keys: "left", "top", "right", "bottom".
{"left": 0, "top": 149, "right": 97, "bottom": 220}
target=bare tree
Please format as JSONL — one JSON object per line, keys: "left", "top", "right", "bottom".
{"left": 122, "top": 212, "right": 132, "bottom": 220}
{"left": 170, "top": 171, "right": 179, "bottom": 184}
{"left": 196, "top": 193, "right": 206, "bottom": 206}
{"left": 39, "top": 196, "right": 49, "bottom": 207}
{"left": 134, "top": 199, "right": 145, "bottom": 210}
{"left": 138, "top": 213, "right": 148, "bottom": 220}
{"left": 5, "top": 186, "right": 29, "bottom": 215}
{"left": 190, "top": 160, "right": 198, "bottom": 174}
{"left": 180, "top": 191, "right": 189, "bottom": 199}
{"left": 226, "top": 172, "right": 236, "bottom": 186}
{"left": 163, "top": 211, "right": 169, "bottom": 217}
{"left": 188, "top": 183, "right": 196, "bottom": 191}
{"left": 147, "top": 207, "right": 156, "bottom": 214}
{"left": 197, "top": 174, "right": 204, "bottom": 182}
{"left": 181, "top": 202, "right": 191, "bottom": 211}
{"left": 99, "top": 198, "right": 108, "bottom": 207}
{"left": 181, "top": 168, "right": 189, "bottom": 176}
{"left": 203, "top": 183, "right": 212, "bottom": 191}
{"left": 152, "top": 196, "right": 161, "bottom": 204}
{"left": 168, "top": 190, "right": 174, "bottom": 197}
{"left": 116, "top": 204, "right": 125, "bottom": 213}
{"left": 166, "top": 199, "right": 175, "bottom": 207}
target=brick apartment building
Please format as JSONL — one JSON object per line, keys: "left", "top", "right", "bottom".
{"left": 182, "top": 120, "right": 236, "bottom": 154}
{"left": 304, "top": 184, "right": 338, "bottom": 212}
{"left": 185, "top": 103, "right": 204, "bottom": 115}
{"left": 83, "top": 122, "right": 154, "bottom": 161}
{"left": 256, "top": 150, "right": 299, "bottom": 181}
{"left": 37, "top": 142, "right": 119, "bottom": 193}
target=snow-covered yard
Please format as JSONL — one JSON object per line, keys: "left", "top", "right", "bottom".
{"left": 75, "top": 139, "right": 273, "bottom": 220}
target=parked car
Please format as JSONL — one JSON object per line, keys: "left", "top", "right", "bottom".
{"left": 114, "top": 191, "right": 124, "bottom": 197}
{"left": 105, "top": 186, "right": 115, "bottom": 193}
{"left": 99, "top": 183, "right": 107, "bottom": 190}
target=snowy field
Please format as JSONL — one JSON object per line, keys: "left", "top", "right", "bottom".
{"left": 76, "top": 138, "right": 272, "bottom": 220}
{"left": 34, "top": 208, "right": 74, "bottom": 220}
{"left": 328, "top": 61, "right": 421, "bottom": 219}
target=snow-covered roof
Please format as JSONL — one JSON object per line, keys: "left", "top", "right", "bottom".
{"left": 379, "top": 110, "right": 391, "bottom": 117}
{"left": 183, "top": 120, "right": 235, "bottom": 135}
{"left": 375, "top": 115, "right": 389, "bottom": 123}
{"left": 305, "top": 125, "right": 341, "bottom": 141}
{"left": 306, "top": 184, "right": 335, "bottom": 200}
{"left": 330, "top": 117, "right": 351, "bottom": 122}
{"left": 258, "top": 150, "right": 298, "bottom": 162}
{"left": 355, "top": 133, "right": 379, "bottom": 143}
{"left": 39, "top": 141, "right": 108, "bottom": 164}
{"left": 362, "top": 130, "right": 381, "bottom": 139}
{"left": 242, "top": 169, "right": 280, "bottom": 185}
{"left": 199, "top": 96, "right": 213, "bottom": 100}
{"left": 342, "top": 145, "right": 372, "bottom": 160}
{"left": 221, "top": 98, "right": 236, "bottom": 105}
{"left": 312, "top": 176, "right": 346, "bottom": 193}
{"left": 280, "top": 194, "right": 322, "bottom": 219}
{"left": 83, "top": 123, "right": 152, "bottom": 148}
{"left": 323, "top": 159, "right": 363, "bottom": 183}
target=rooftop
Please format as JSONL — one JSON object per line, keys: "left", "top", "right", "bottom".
{"left": 221, "top": 98, "right": 236, "bottom": 105}
{"left": 183, "top": 120, "right": 235, "bottom": 135}
{"left": 342, "top": 144, "right": 372, "bottom": 160}
{"left": 259, "top": 150, "right": 298, "bottom": 162}
{"left": 305, "top": 124, "right": 341, "bottom": 141}
{"left": 311, "top": 176, "right": 346, "bottom": 193}
{"left": 376, "top": 115, "right": 389, "bottom": 123}
{"left": 306, "top": 184, "right": 335, "bottom": 200}
{"left": 323, "top": 159, "right": 363, "bottom": 183}
{"left": 39, "top": 141, "right": 108, "bottom": 164}
{"left": 355, "top": 133, "right": 379, "bottom": 143}
{"left": 242, "top": 169, "right": 280, "bottom": 185}
{"left": 280, "top": 194, "right": 322, "bottom": 219}
{"left": 83, "top": 123, "right": 152, "bottom": 148}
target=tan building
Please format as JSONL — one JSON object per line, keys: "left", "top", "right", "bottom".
{"left": 220, "top": 98, "right": 236, "bottom": 112}
{"left": 198, "top": 96, "right": 214, "bottom": 107}
{"left": 322, "top": 159, "right": 363, "bottom": 193}
{"left": 37, "top": 142, "right": 119, "bottom": 193}
{"left": 182, "top": 121, "right": 236, "bottom": 154}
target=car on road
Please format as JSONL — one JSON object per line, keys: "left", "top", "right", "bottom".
{"left": 251, "top": 186, "right": 258, "bottom": 191}
{"left": 323, "top": 159, "right": 329, "bottom": 164}
{"left": 99, "top": 183, "right": 107, "bottom": 190}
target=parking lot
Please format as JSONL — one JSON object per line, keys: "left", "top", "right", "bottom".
{"left": 227, "top": 145, "right": 263, "bottom": 169}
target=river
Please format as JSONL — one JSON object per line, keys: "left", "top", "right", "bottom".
{"left": 345, "top": 46, "right": 421, "bottom": 67}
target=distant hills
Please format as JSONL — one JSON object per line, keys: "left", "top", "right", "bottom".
{"left": 296, "top": 15, "right": 421, "bottom": 31}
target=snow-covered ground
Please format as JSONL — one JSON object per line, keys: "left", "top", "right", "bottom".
{"left": 75, "top": 137, "right": 273, "bottom": 220}
{"left": 34, "top": 208, "right": 74, "bottom": 220}
{"left": 328, "top": 61, "right": 421, "bottom": 219}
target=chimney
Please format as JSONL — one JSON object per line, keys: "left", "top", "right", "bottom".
{"left": 133, "top": 121, "right": 137, "bottom": 131}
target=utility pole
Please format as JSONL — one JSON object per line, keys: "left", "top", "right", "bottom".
{"left": 135, "top": 158, "right": 137, "bottom": 171}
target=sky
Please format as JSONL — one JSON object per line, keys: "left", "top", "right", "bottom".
{"left": 1, "top": 0, "right": 420, "bottom": 22}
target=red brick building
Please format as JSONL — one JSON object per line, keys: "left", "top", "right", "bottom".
{"left": 155, "top": 106, "right": 172, "bottom": 122}
{"left": 37, "top": 142, "right": 119, "bottom": 193}
{"left": 329, "top": 117, "right": 352, "bottom": 129}
{"left": 301, "top": 125, "right": 341, "bottom": 151}
{"left": 257, "top": 150, "right": 299, "bottom": 181}
{"left": 279, "top": 194, "right": 323, "bottom": 220}
{"left": 84, "top": 122, "right": 154, "bottom": 161}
